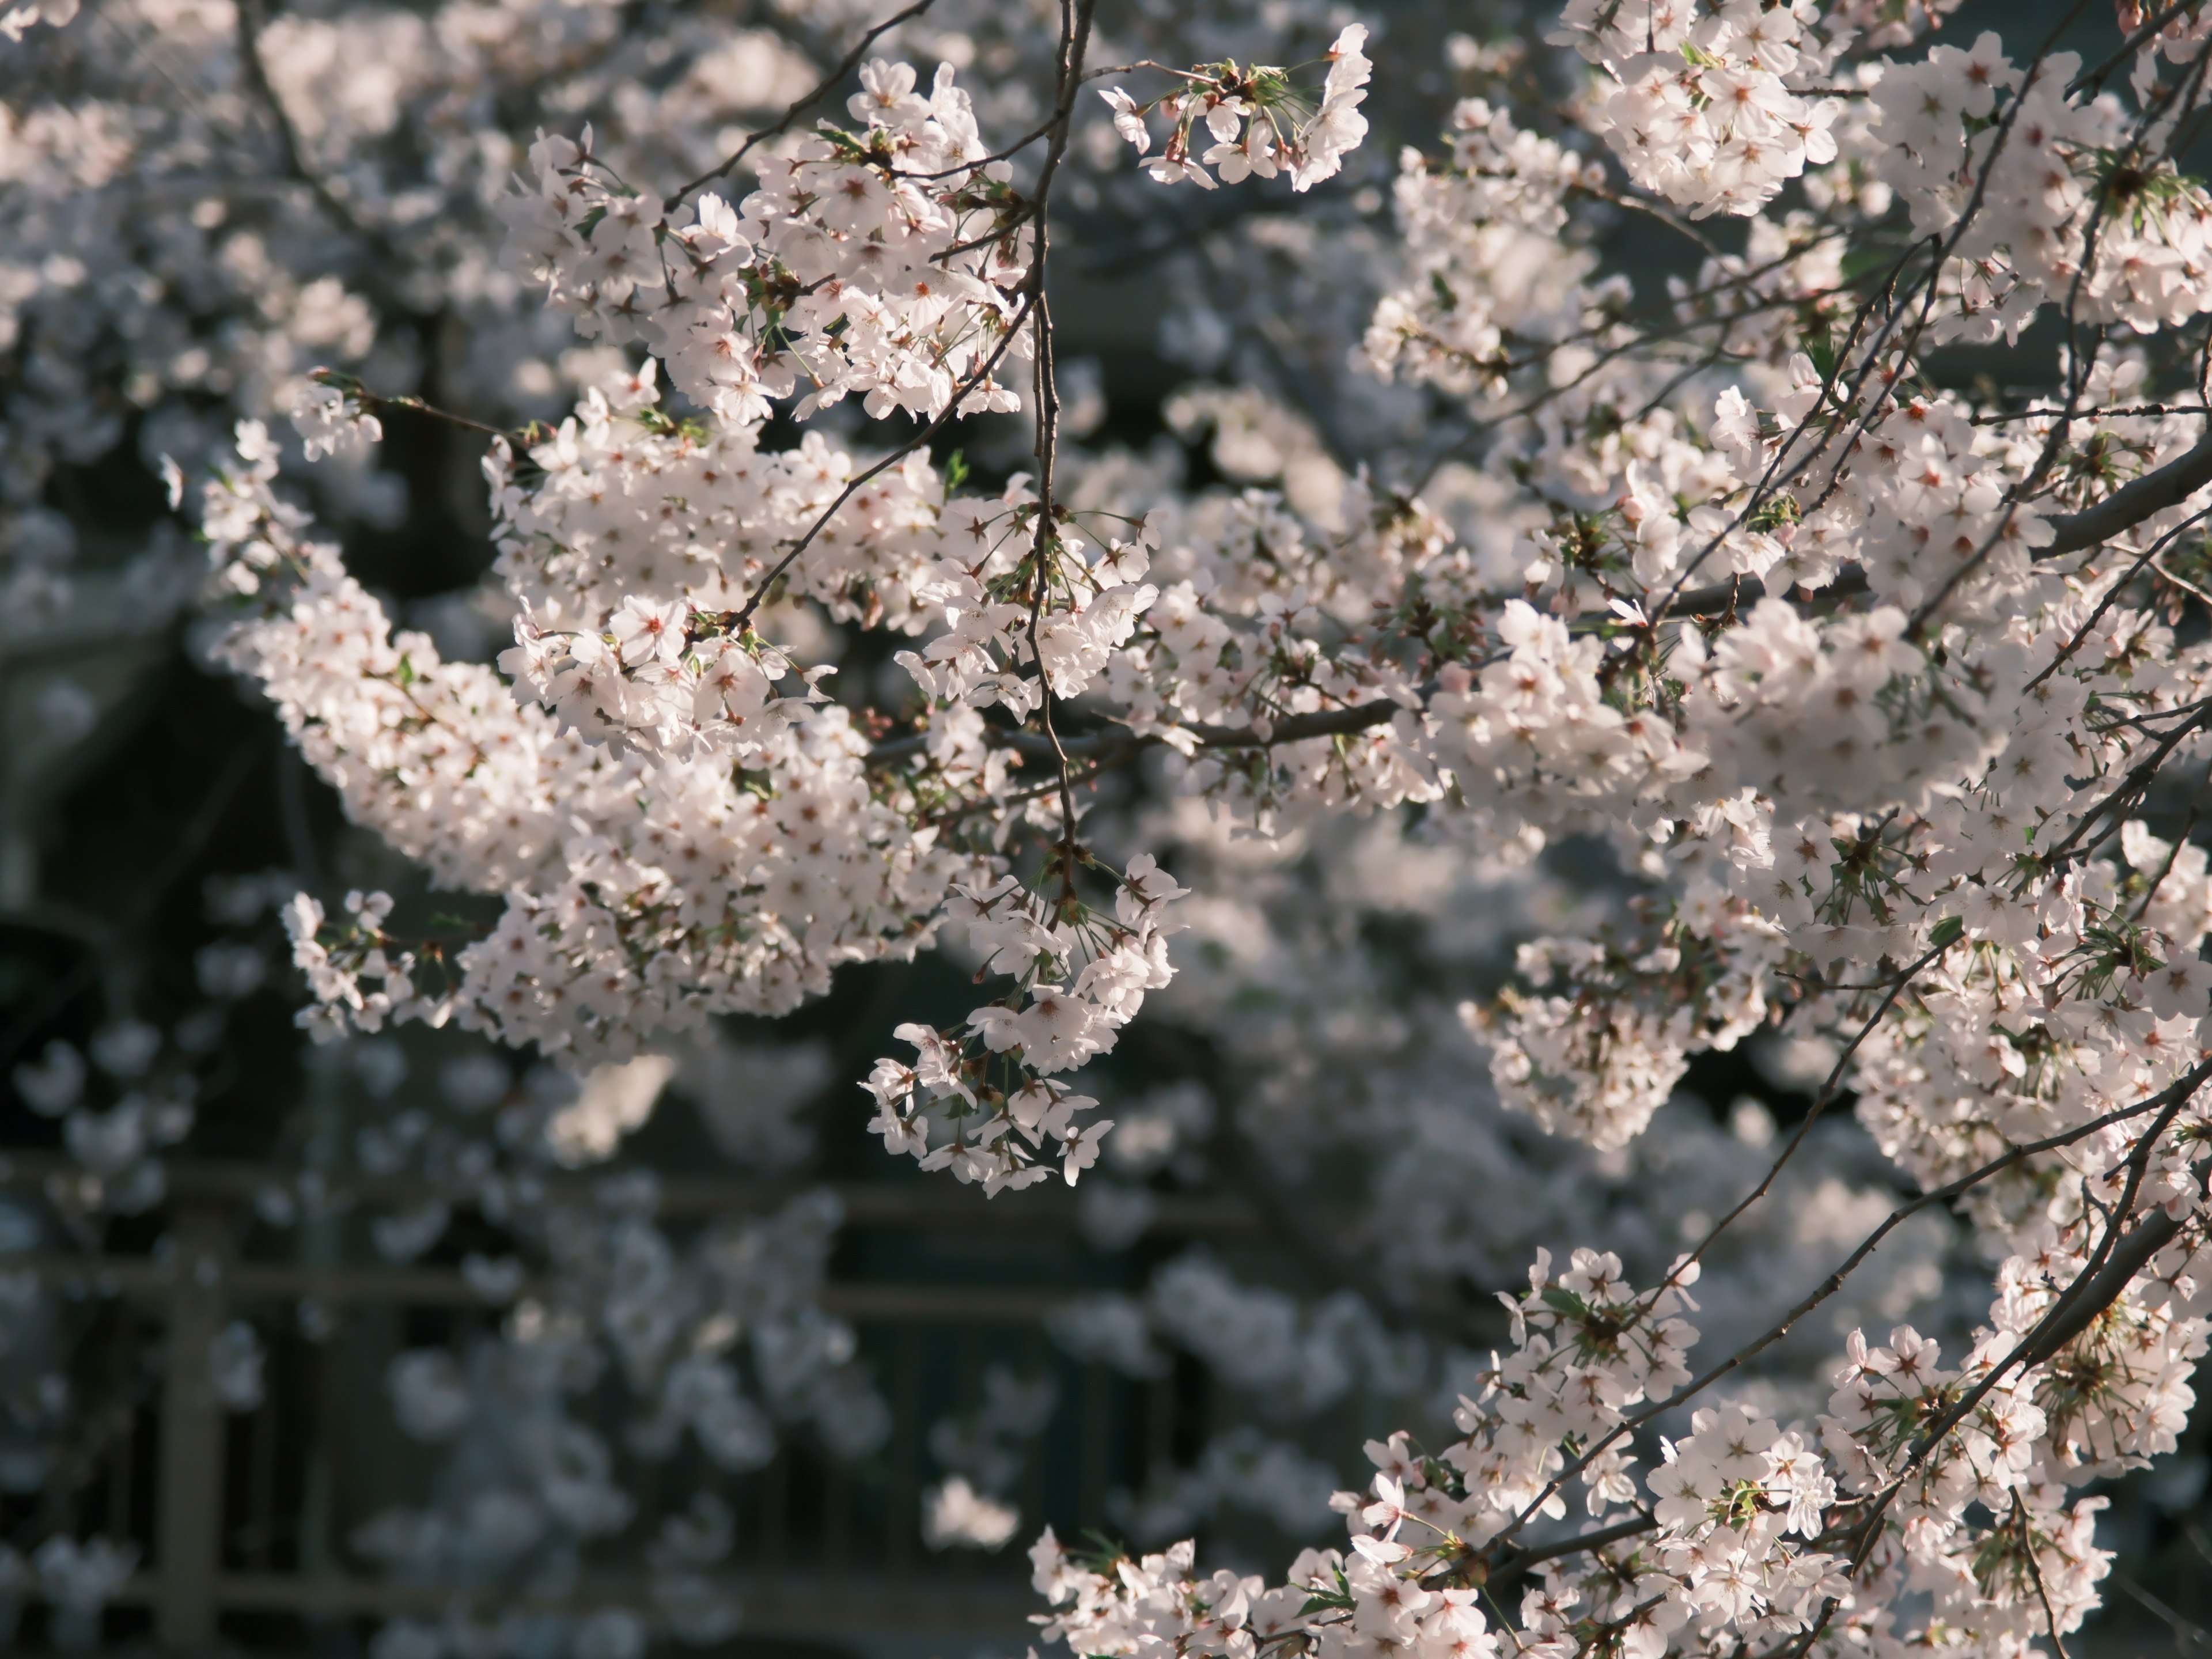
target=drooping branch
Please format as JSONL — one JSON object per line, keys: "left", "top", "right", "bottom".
{"left": 1479, "top": 1051, "right": 2212, "bottom": 1558}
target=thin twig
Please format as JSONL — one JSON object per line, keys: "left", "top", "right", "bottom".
{"left": 1016, "top": 0, "right": 1099, "bottom": 899}
{"left": 2014, "top": 1493, "right": 2078, "bottom": 1659}
{"left": 1665, "top": 931, "right": 1956, "bottom": 1286}
{"left": 1910, "top": 43, "right": 2212, "bottom": 634}
{"left": 724, "top": 294, "right": 1038, "bottom": 634}
{"left": 868, "top": 687, "right": 1415, "bottom": 768}
{"left": 664, "top": 0, "right": 943, "bottom": 209}
{"left": 2022, "top": 503, "right": 2212, "bottom": 694}
{"left": 2116, "top": 1571, "right": 2212, "bottom": 1651}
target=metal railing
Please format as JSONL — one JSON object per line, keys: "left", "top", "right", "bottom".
{"left": 0, "top": 1156, "right": 1259, "bottom": 1649}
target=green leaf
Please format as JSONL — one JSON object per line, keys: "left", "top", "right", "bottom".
{"left": 943, "top": 448, "right": 971, "bottom": 493}
{"left": 1069, "top": 1527, "right": 1131, "bottom": 1571}
{"left": 1839, "top": 240, "right": 1905, "bottom": 281}
{"left": 1806, "top": 327, "right": 1838, "bottom": 384}
{"left": 1927, "top": 914, "right": 1964, "bottom": 952}
{"left": 1541, "top": 1286, "right": 1590, "bottom": 1319}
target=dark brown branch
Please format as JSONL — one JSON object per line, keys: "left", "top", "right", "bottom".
{"left": 2008, "top": 1207, "right": 2181, "bottom": 1374}
{"left": 1835, "top": 1083, "right": 2202, "bottom": 1575}
{"left": 1669, "top": 568, "right": 1868, "bottom": 619}
{"left": 2015, "top": 1492, "right": 2079, "bottom": 1659}
{"left": 2042, "top": 430, "right": 2212, "bottom": 556}
{"left": 867, "top": 691, "right": 1414, "bottom": 768}
{"left": 1484, "top": 1513, "right": 1658, "bottom": 1593}
{"left": 1017, "top": 0, "right": 1100, "bottom": 896}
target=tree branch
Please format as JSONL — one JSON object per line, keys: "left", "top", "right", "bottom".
{"left": 869, "top": 691, "right": 1416, "bottom": 768}
{"left": 2042, "top": 430, "right": 2212, "bottom": 556}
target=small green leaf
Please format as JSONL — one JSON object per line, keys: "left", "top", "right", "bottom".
{"left": 1928, "top": 914, "right": 1964, "bottom": 952}
{"left": 1806, "top": 328, "right": 1838, "bottom": 384}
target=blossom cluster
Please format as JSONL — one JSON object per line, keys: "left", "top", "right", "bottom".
{"left": 1874, "top": 36, "right": 2212, "bottom": 334}
{"left": 1032, "top": 1213, "right": 2211, "bottom": 1659}
{"left": 1098, "top": 25, "right": 1373, "bottom": 192}
{"left": 1554, "top": 0, "right": 1847, "bottom": 217}
{"left": 495, "top": 61, "right": 1027, "bottom": 427}
{"left": 861, "top": 854, "right": 1188, "bottom": 1193}
{"left": 1362, "top": 97, "right": 1613, "bottom": 399}
{"left": 200, "top": 418, "right": 980, "bottom": 1062}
